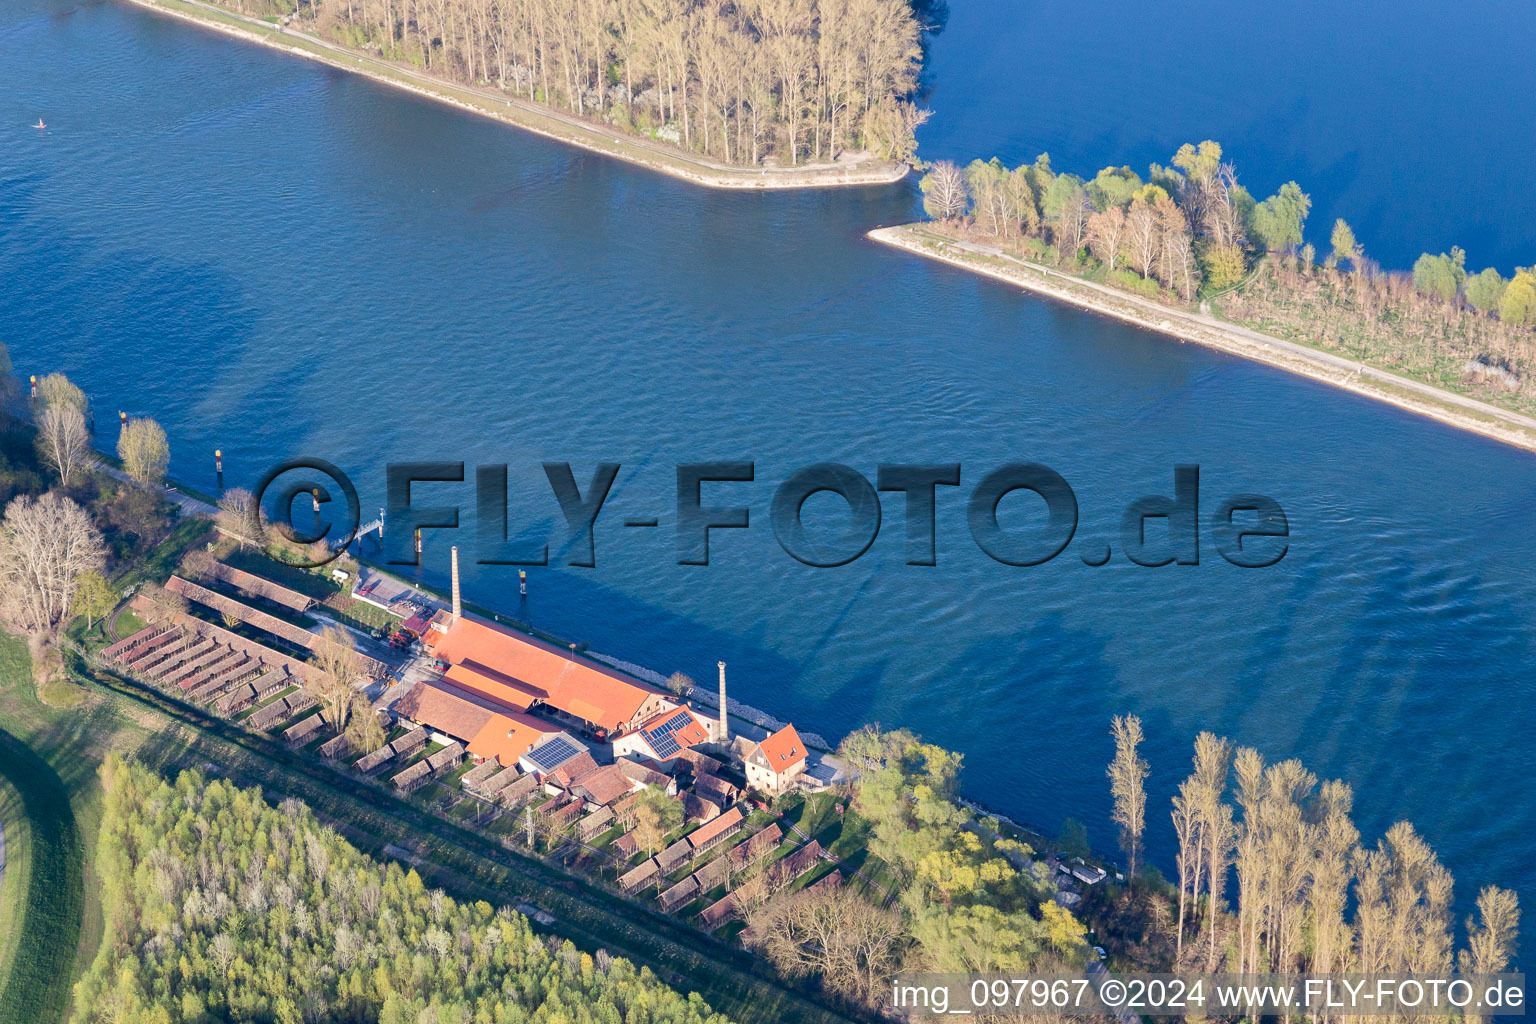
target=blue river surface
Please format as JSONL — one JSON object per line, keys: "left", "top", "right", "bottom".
{"left": 3, "top": 0, "right": 1535, "bottom": 915}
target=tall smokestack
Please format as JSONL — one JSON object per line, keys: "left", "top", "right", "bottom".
{"left": 717, "top": 661, "right": 728, "bottom": 744}
{"left": 450, "top": 545, "right": 461, "bottom": 621}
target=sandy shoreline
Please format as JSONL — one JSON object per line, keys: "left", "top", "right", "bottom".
{"left": 120, "top": 0, "right": 909, "bottom": 191}
{"left": 870, "top": 225, "right": 1536, "bottom": 455}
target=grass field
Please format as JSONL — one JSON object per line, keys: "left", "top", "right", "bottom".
{"left": 0, "top": 621, "right": 202, "bottom": 1024}
{"left": 0, "top": 778, "right": 25, "bottom": 1011}
{"left": 114, "top": 517, "right": 214, "bottom": 592}
{"left": 0, "top": 642, "right": 88, "bottom": 1024}
{"left": 781, "top": 791, "right": 899, "bottom": 901}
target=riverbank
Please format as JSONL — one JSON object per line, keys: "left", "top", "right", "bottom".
{"left": 119, "top": 0, "right": 909, "bottom": 191}
{"left": 870, "top": 224, "right": 1536, "bottom": 455}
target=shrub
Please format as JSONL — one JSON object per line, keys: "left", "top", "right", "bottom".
{"left": 1108, "top": 269, "right": 1162, "bottom": 299}
{"left": 1199, "top": 243, "right": 1247, "bottom": 290}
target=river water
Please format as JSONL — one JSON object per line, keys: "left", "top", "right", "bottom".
{"left": 3, "top": 0, "right": 1533, "bottom": 912}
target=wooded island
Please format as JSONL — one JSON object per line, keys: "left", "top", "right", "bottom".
{"left": 232, "top": 0, "right": 930, "bottom": 169}
{"left": 909, "top": 142, "right": 1536, "bottom": 420}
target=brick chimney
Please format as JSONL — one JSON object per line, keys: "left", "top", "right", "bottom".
{"left": 450, "top": 545, "right": 461, "bottom": 621}
{"left": 716, "top": 660, "right": 728, "bottom": 744}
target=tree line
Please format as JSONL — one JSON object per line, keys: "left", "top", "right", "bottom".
{"left": 744, "top": 717, "right": 1519, "bottom": 1017}
{"left": 919, "top": 139, "right": 1535, "bottom": 320}
{"left": 919, "top": 140, "right": 1278, "bottom": 300}
{"left": 1106, "top": 716, "right": 1520, "bottom": 985}
{"left": 75, "top": 756, "right": 731, "bottom": 1024}
{"left": 259, "top": 0, "right": 929, "bottom": 167}
{"left": 919, "top": 141, "right": 1536, "bottom": 400}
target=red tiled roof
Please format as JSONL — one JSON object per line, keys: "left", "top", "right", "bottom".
{"left": 756, "top": 724, "right": 807, "bottom": 773}
{"left": 686, "top": 806, "right": 744, "bottom": 850}
{"left": 615, "top": 757, "right": 671, "bottom": 789}
{"left": 395, "top": 682, "right": 496, "bottom": 741}
{"left": 673, "top": 747, "right": 725, "bottom": 776}
{"left": 425, "top": 615, "right": 660, "bottom": 732}
{"left": 395, "top": 682, "right": 559, "bottom": 767}
{"left": 570, "top": 763, "right": 633, "bottom": 806}
{"left": 550, "top": 750, "right": 600, "bottom": 788}
{"left": 444, "top": 660, "right": 542, "bottom": 712}
{"left": 468, "top": 710, "right": 562, "bottom": 767}
{"left": 635, "top": 706, "right": 712, "bottom": 752}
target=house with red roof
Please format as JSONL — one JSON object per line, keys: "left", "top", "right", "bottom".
{"left": 611, "top": 705, "right": 714, "bottom": 766}
{"left": 744, "top": 724, "right": 808, "bottom": 796}
{"left": 567, "top": 763, "right": 635, "bottom": 807}
{"left": 423, "top": 611, "right": 674, "bottom": 740}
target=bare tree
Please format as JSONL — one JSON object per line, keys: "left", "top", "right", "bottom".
{"left": 309, "top": 624, "right": 364, "bottom": 735}
{"left": 730, "top": 860, "right": 775, "bottom": 919}
{"left": 0, "top": 492, "right": 106, "bottom": 635}
{"left": 1194, "top": 735, "right": 1235, "bottom": 970}
{"left": 344, "top": 696, "right": 386, "bottom": 753}
{"left": 118, "top": 416, "right": 170, "bottom": 488}
{"left": 1107, "top": 714, "right": 1148, "bottom": 879}
{"left": 1160, "top": 724, "right": 1515, "bottom": 988}
{"left": 36, "top": 403, "right": 94, "bottom": 488}
{"left": 1164, "top": 228, "right": 1200, "bottom": 301}
{"left": 34, "top": 372, "right": 86, "bottom": 415}
{"left": 1153, "top": 195, "right": 1189, "bottom": 289}
{"left": 1171, "top": 780, "right": 1198, "bottom": 963}
{"left": 137, "top": 581, "right": 189, "bottom": 626}
{"left": 1087, "top": 205, "right": 1127, "bottom": 271}
{"left": 217, "top": 487, "right": 265, "bottom": 547}
{"left": 1169, "top": 732, "right": 1230, "bottom": 966}
{"left": 180, "top": 548, "right": 217, "bottom": 581}
{"left": 746, "top": 882, "right": 903, "bottom": 1007}
{"left": 920, "top": 160, "right": 968, "bottom": 222}
{"left": 1460, "top": 885, "right": 1520, "bottom": 974}
{"left": 1460, "top": 885, "right": 1521, "bottom": 1024}
{"left": 862, "top": 98, "right": 929, "bottom": 165}
{"left": 1308, "top": 779, "right": 1358, "bottom": 980}
{"left": 1123, "top": 198, "right": 1160, "bottom": 280}
{"left": 1049, "top": 188, "right": 1091, "bottom": 263}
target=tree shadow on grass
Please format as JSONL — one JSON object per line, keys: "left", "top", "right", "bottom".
{"left": 0, "top": 727, "right": 84, "bottom": 1024}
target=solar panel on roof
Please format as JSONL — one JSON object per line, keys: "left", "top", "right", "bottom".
{"left": 642, "top": 709, "right": 695, "bottom": 759}
{"left": 526, "top": 736, "right": 580, "bottom": 772}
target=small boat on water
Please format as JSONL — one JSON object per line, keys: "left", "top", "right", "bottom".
{"left": 36, "top": 118, "right": 45, "bottom": 129}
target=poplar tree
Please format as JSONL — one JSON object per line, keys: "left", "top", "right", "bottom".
{"left": 117, "top": 416, "right": 170, "bottom": 488}
{"left": 1106, "top": 714, "right": 1148, "bottom": 879}
{"left": 1327, "top": 218, "right": 1363, "bottom": 271}
{"left": 309, "top": 624, "right": 364, "bottom": 735}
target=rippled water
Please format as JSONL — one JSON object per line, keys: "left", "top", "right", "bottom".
{"left": 918, "top": 0, "right": 1536, "bottom": 272}
{"left": 4, "top": 0, "right": 1534, "bottom": 911}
